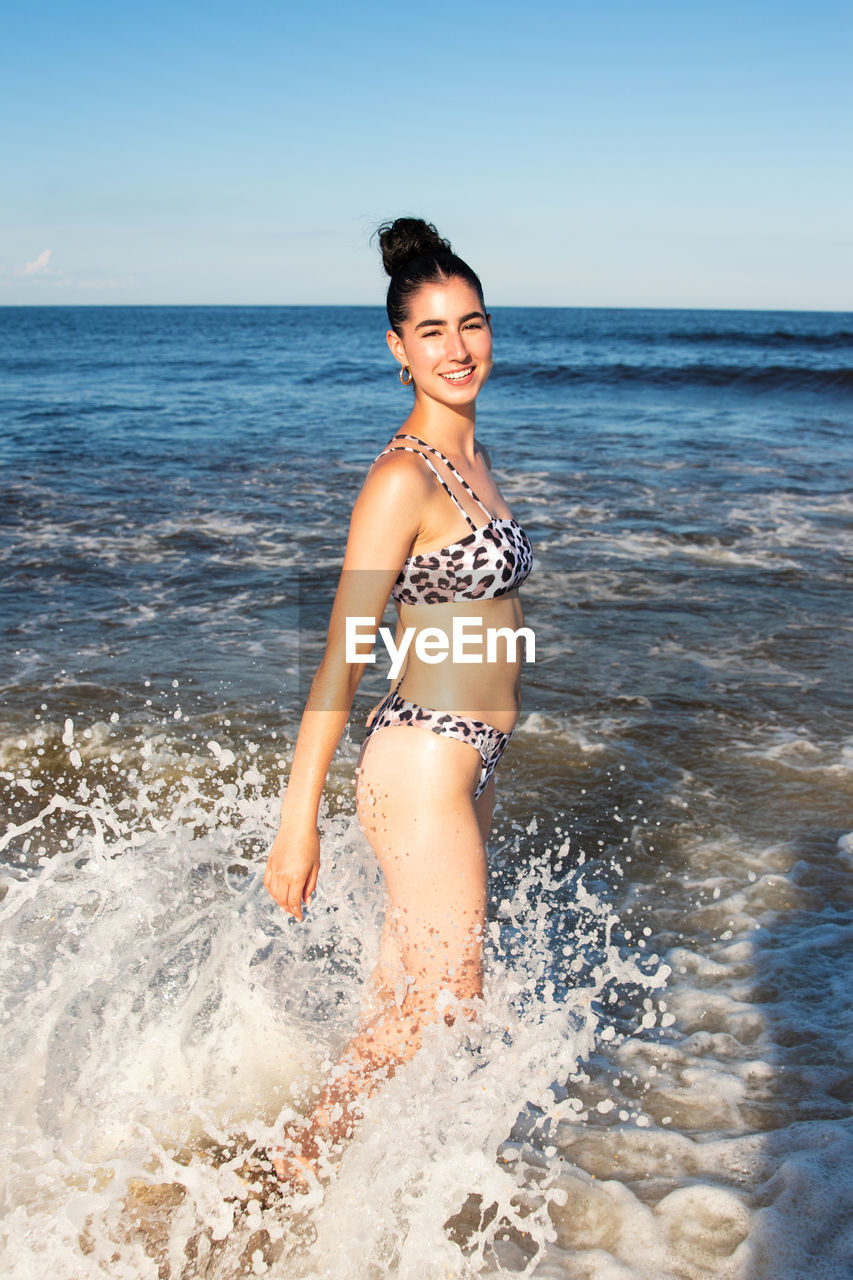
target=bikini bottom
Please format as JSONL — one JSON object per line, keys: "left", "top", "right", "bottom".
{"left": 363, "top": 689, "right": 512, "bottom": 799}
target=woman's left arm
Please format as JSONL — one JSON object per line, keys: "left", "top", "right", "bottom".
{"left": 263, "top": 456, "right": 425, "bottom": 919}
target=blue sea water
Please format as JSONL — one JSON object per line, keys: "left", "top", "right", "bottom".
{"left": 0, "top": 306, "right": 851, "bottom": 1278}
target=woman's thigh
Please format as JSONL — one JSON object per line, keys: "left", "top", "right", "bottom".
{"left": 356, "top": 725, "right": 487, "bottom": 1000}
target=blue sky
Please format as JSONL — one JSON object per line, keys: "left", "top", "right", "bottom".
{"left": 2, "top": 0, "right": 851, "bottom": 308}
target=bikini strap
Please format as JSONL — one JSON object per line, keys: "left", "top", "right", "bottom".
{"left": 392, "top": 433, "right": 493, "bottom": 519}
{"left": 376, "top": 445, "right": 477, "bottom": 530}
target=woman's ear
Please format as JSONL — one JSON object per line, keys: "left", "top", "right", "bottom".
{"left": 386, "top": 328, "right": 407, "bottom": 367}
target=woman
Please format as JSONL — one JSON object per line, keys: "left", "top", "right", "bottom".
{"left": 263, "top": 218, "right": 533, "bottom": 1182}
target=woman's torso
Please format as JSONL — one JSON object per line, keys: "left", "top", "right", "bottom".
{"left": 377, "top": 435, "right": 533, "bottom": 734}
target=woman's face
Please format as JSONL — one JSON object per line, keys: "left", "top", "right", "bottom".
{"left": 387, "top": 277, "right": 493, "bottom": 408}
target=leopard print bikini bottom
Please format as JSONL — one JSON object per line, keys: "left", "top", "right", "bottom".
{"left": 363, "top": 688, "right": 512, "bottom": 799}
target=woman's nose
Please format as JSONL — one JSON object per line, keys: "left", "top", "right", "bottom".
{"left": 445, "top": 329, "right": 470, "bottom": 362}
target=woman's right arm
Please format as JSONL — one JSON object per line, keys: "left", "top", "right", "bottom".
{"left": 263, "top": 453, "right": 429, "bottom": 919}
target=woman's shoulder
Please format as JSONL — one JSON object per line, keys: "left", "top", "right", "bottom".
{"left": 346, "top": 441, "right": 428, "bottom": 555}
{"left": 368, "top": 440, "right": 435, "bottom": 482}
{"left": 361, "top": 440, "right": 435, "bottom": 505}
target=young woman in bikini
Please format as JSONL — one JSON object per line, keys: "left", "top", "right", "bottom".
{"left": 263, "top": 217, "right": 533, "bottom": 1181}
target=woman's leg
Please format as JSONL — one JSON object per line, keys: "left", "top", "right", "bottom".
{"left": 358, "top": 901, "right": 407, "bottom": 1024}
{"left": 355, "top": 723, "right": 487, "bottom": 1005}
{"left": 274, "top": 725, "right": 489, "bottom": 1175}
{"left": 363, "top": 762, "right": 495, "bottom": 1020}
{"left": 474, "top": 774, "right": 495, "bottom": 847}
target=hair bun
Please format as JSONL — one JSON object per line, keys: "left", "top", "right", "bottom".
{"left": 376, "top": 217, "right": 453, "bottom": 277}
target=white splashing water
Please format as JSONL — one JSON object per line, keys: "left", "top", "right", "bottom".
{"left": 3, "top": 750, "right": 851, "bottom": 1279}
{"left": 0, "top": 755, "right": 658, "bottom": 1280}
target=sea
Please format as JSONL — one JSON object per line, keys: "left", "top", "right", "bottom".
{"left": 0, "top": 305, "right": 851, "bottom": 1279}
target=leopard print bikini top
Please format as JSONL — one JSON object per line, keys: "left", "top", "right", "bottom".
{"left": 376, "top": 434, "right": 533, "bottom": 606}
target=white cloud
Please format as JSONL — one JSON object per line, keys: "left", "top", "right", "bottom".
{"left": 22, "top": 249, "right": 52, "bottom": 276}
{"left": 7, "top": 251, "right": 131, "bottom": 293}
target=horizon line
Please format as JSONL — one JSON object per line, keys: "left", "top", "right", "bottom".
{"left": 1, "top": 302, "right": 851, "bottom": 315}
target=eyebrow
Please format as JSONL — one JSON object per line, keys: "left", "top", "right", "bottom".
{"left": 414, "top": 311, "right": 486, "bottom": 331}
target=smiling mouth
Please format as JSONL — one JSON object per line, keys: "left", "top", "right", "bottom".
{"left": 440, "top": 368, "right": 474, "bottom": 383}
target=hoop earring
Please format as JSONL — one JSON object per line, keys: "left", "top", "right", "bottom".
{"left": 399, "top": 364, "right": 413, "bottom": 386}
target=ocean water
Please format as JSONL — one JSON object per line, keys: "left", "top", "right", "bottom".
{"left": 0, "top": 305, "right": 851, "bottom": 1278}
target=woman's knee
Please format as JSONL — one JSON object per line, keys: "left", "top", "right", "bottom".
{"left": 401, "top": 922, "right": 483, "bottom": 1000}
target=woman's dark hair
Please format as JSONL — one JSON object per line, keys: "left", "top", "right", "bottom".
{"left": 375, "top": 217, "right": 486, "bottom": 334}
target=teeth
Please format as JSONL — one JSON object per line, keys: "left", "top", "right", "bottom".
{"left": 442, "top": 370, "right": 472, "bottom": 381}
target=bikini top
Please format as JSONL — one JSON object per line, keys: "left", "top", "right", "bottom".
{"left": 376, "top": 434, "right": 533, "bottom": 606}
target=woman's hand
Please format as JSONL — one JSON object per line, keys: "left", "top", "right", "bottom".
{"left": 264, "top": 820, "right": 320, "bottom": 921}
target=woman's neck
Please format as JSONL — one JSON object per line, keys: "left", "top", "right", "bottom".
{"left": 400, "top": 399, "right": 478, "bottom": 462}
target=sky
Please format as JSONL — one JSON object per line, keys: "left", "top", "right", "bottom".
{"left": 2, "top": 0, "right": 851, "bottom": 309}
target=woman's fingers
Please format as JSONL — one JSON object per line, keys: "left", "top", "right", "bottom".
{"left": 264, "top": 855, "right": 320, "bottom": 920}
{"left": 304, "top": 861, "right": 320, "bottom": 905}
{"left": 272, "top": 867, "right": 307, "bottom": 919}
{"left": 286, "top": 877, "right": 304, "bottom": 921}
{"left": 264, "top": 824, "right": 321, "bottom": 920}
